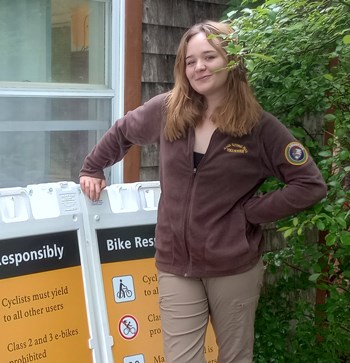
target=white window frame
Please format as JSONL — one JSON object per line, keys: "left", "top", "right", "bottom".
{"left": 0, "top": 0, "right": 125, "bottom": 184}
{"left": 110, "top": 0, "right": 125, "bottom": 184}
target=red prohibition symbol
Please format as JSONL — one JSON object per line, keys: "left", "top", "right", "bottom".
{"left": 118, "top": 314, "right": 139, "bottom": 340}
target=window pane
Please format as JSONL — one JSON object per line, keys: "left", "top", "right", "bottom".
{"left": 0, "top": 0, "right": 106, "bottom": 85}
{"left": 0, "top": 97, "right": 111, "bottom": 188}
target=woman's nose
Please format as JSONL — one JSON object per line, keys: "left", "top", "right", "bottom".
{"left": 195, "top": 60, "right": 206, "bottom": 71}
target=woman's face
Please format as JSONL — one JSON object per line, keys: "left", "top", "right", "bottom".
{"left": 185, "top": 32, "right": 228, "bottom": 99}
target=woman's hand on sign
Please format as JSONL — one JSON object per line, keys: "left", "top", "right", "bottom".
{"left": 80, "top": 176, "right": 106, "bottom": 201}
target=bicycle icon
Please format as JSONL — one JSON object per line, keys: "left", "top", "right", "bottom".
{"left": 113, "top": 275, "right": 135, "bottom": 303}
{"left": 119, "top": 314, "right": 139, "bottom": 340}
{"left": 123, "top": 319, "right": 136, "bottom": 335}
{"left": 117, "top": 280, "right": 133, "bottom": 298}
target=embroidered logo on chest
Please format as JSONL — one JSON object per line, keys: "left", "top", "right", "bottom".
{"left": 224, "top": 143, "right": 248, "bottom": 154}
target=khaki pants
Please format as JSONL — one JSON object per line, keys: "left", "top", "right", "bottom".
{"left": 158, "top": 259, "right": 264, "bottom": 363}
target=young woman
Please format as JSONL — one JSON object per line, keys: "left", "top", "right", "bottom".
{"left": 80, "top": 21, "right": 327, "bottom": 363}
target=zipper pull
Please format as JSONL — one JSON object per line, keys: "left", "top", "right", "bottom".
{"left": 193, "top": 167, "right": 197, "bottom": 174}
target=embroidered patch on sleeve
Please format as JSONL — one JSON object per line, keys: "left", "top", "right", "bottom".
{"left": 285, "top": 142, "right": 308, "bottom": 165}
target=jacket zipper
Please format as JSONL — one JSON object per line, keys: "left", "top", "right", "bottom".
{"left": 183, "top": 129, "right": 218, "bottom": 277}
{"left": 183, "top": 162, "right": 196, "bottom": 277}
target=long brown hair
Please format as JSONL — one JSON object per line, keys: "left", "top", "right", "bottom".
{"left": 164, "top": 21, "right": 262, "bottom": 141}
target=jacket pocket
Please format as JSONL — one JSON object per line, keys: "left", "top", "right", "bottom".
{"left": 204, "top": 207, "right": 250, "bottom": 269}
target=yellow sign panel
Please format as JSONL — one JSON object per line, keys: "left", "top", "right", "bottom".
{"left": 97, "top": 225, "right": 218, "bottom": 363}
{"left": 0, "top": 231, "right": 93, "bottom": 363}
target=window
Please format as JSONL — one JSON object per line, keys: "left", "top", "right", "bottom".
{"left": 0, "top": 0, "right": 124, "bottom": 188}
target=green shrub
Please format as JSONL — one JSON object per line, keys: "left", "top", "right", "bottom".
{"left": 224, "top": 0, "right": 350, "bottom": 361}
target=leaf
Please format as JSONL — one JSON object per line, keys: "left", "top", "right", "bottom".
{"left": 324, "top": 114, "right": 336, "bottom": 121}
{"left": 267, "top": 10, "right": 277, "bottom": 22}
{"left": 328, "top": 313, "right": 335, "bottom": 323}
{"left": 336, "top": 198, "right": 347, "bottom": 205}
{"left": 227, "top": 10, "right": 238, "bottom": 18}
{"left": 317, "top": 283, "right": 329, "bottom": 291}
{"left": 318, "top": 150, "right": 332, "bottom": 157}
{"left": 340, "top": 231, "right": 350, "bottom": 245}
{"left": 325, "top": 233, "right": 337, "bottom": 246}
{"left": 328, "top": 180, "right": 340, "bottom": 188}
{"left": 245, "top": 59, "right": 255, "bottom": 72}
{"left": 277, "top": 226, "right": 291, "bottom": 231}
{"left": 241, "top": 8, "right": 253, "bottom": 16}
{"left": 245, "top": 52, "right": 277, "bottom": 62}
{"left": 225, "top": 44, "right": 243, "bottom": 54}
{"left": 336, "top": 217, "right": 347, "bottom": 228}
{"left": 324, "top": 205, "right": 334, "bottom": 213}
{"left": 339, "top": 150, "right": 350, "bottom": 161}
{"left": 290, "top": 127, "right": 306, "bottom": 139}
{"left": 343, "top": 34, "right": 350, "bottom": 45}
{"left": 309, "top": 273, "right": 321, "bottom": 282}
{"left": 283, "top": 228, "right": 295, "bottom": 238}
{"left": 336, "top": 128, "right": 347, "bottom": 137}
{"left": 323, "top": 73, "right": 333, "bottom": 81}
{"left": 312, "top": 263, "right": 322, "bottom": 273}
{"left": 316, "top": 220, "right": 326, "bottom": 230}
{"left": 264, "top": 0, "right": 281, "bottom": 5}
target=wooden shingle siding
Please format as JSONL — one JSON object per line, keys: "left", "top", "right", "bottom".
{"left": 142, "top": 24, "right": 183, "bottom": 55}
{"left": 141, "top": 82, "right": 173, "bottom": 106}
{"left": 143, "top": 0, "right": 228, "bottom": 27}
{"left": 142, "top": 53, "right": 175, "bottom": 83}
